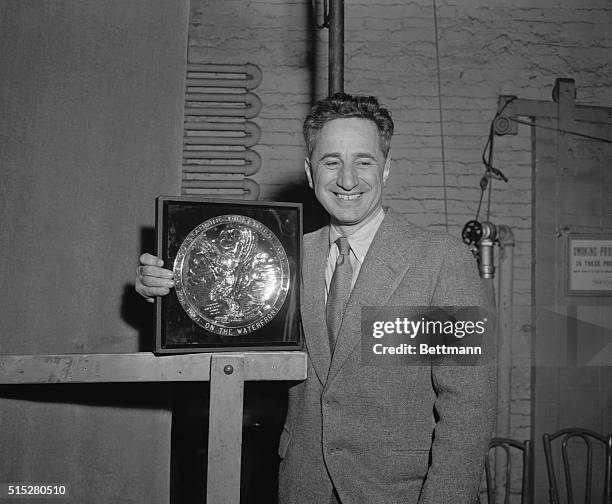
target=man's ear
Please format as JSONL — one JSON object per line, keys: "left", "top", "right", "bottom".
{"left": 382, "top": 156, "right": 391, "bottom": 185}
{"left": 304, "top": 158, "right": 314, "bottom": 189}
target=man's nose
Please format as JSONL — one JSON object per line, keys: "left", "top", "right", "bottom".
{"left": 336, "top": 164, "right": 358, "bottom": 190}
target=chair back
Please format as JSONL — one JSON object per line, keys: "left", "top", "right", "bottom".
{"left": 543, "top": 428, "right": 612, "bottom": 504}
{"left": 484, "top": 437, "right": 532, "bottom": 504}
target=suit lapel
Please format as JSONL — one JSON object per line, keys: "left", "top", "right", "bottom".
{"left": 301, "top": 226, "right": 331, "bottom": 384}
{"left": 327, "top": 209, "right": 422, "bottom": 382}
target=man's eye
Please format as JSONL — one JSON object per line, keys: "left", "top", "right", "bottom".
{"left": 356, "top": 159, "right": 373, "bottom": 167}
{"left": 324, "top": 160, "right": 340, "bottom": 168}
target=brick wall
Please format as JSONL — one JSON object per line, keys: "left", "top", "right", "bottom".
{"left": 188, "top": 0, "right": 612, "bottom": 496}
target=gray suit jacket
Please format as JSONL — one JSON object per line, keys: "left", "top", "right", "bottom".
{"left": 278, "top": 209, "right": 496, "bottom": 504}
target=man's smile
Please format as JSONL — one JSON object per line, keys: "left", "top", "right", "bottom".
{"left": 334, "top": 192, "right": 363, "bottom": 201}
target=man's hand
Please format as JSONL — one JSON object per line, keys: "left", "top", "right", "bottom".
{"left": 135, "top": 253, "right": 174, "bottom": 303}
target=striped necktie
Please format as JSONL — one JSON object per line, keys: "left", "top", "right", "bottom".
{"left": 326, "top": 237, "right": 353, "bottom": 352}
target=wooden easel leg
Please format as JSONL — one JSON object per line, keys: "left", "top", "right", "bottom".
{"left": 206, "top": 354, "right": 245, "bottom": 504}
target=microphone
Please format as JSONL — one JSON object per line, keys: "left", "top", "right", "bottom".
{"left": 461, "top": 220, "right": 497, "bottom": 279}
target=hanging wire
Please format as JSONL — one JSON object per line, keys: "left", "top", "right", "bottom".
{"left": 475, "top": 97, "right": 515, "bottom": 222}
{"left": 473, "top": 93, "right": 611, "bottom": 224}
{"left": 432, "top": 0, "right": 449, "bottom": 232}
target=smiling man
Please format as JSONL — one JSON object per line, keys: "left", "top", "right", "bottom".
{"left": 277, "top": 94, "right": 495, "bottom": 504}
{"left": 304, "top": 115, "right": 390, "bottom": 235}
{"left": 136, "top": 93, "right": 496, "bottom": 504}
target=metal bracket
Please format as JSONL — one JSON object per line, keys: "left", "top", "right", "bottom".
{"left": 493, "top": 95, "right": 518, "bottom": 136}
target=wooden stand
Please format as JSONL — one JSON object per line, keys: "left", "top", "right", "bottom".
{"left": 0, "top": 351, "right": 307, "bottom": 504}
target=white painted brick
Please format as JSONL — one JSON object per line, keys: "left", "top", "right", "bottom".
{"left": 188, "top": 0, "right": 612, "bottom": 450}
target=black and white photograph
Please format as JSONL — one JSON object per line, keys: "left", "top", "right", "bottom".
{"left": 1, "top": 1, "right": 611, "bottom": 503}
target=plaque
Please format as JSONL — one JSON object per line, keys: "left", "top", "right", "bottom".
{"left": 155, "top": 197, "right": 302, "bottom": 353}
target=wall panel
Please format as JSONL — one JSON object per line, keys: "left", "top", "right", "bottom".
{"left": 0, "top": 1, "right": 189, "bottom": 501}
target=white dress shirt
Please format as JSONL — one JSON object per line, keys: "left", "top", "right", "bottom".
{"left": 325, "top": 207, "right": 386, "bottom": 301}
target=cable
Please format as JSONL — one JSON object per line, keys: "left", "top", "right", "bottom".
{"left": 486, "top": 122, "right": 494, "bottom": 221}
{"left": 432, "top": 0, "right": 448, "bottom": 232}
{"left": 509, "top": 117, "right": 612, "bottom": 144}
{"left": 475, "top": 97, "right": 515, "bottom": 222}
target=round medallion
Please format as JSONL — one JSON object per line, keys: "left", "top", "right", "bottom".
{"left": 173, "top": 214, "right": 290, "bottom": 336}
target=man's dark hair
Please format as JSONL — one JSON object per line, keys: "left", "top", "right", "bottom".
{"left": 303, "top": 92, "right": 394, "bottom": 158}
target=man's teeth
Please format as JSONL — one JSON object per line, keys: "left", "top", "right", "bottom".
{"left": 336, "top": 193, "right": 361, "bottom": 200}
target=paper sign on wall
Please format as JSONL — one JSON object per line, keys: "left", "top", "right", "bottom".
{"left": 568, "top": 235, "right": 612, "bottom": 295}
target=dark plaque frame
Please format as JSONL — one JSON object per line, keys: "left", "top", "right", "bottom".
{"left": 155, "top": 196, "right": 302, "bottom": 353}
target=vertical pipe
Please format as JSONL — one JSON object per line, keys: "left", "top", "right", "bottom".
{"left": 328, "top": 0, "right": 344, "bottom": 95}
{"left": 495, "top": 225, "right": 515, "bottom": 502}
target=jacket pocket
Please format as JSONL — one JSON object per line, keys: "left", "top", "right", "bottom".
{"left": 278, "top": 425, "right": 291, "bottom": 459}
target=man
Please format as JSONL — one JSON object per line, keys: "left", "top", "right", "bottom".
{"left": 136, "top": 93, "right": 496, "bottom": 503}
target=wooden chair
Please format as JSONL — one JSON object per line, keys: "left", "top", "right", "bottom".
{"left": 483, "top": 437, "right": 533, "bottom": 504}
{"left": 543, "top": 428, "right": 612, "bottom": 504}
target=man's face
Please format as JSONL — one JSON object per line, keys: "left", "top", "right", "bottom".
{"left": 305, "top": 118, "right": 390, "bottom": 233}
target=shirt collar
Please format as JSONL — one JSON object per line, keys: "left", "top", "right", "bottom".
{"left": 329, "top": 207, "right": 386, "bottom": 263}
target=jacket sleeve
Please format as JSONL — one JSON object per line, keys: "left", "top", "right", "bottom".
{"left": 418, "top": 239, "right": 497, "bottom": 504}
